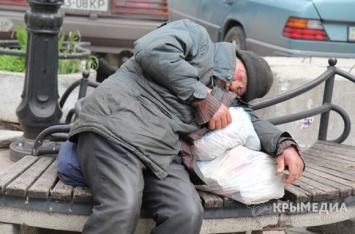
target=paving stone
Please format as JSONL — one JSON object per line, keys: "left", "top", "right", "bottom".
{"left": 0, "top": 130, "right": 22, "bottom": 147}
{"left": 307, "top": 219, "right": 355, "bottom": 234}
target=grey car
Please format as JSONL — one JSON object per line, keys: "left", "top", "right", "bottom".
{"left": 0, "top": 0, "right": 169, "bottom": 81}
{"left": 168, "top": 0, "right": 355, "bottom": 58}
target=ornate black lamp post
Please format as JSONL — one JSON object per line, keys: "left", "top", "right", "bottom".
{"left": 9, "top": 0, "right": 64, "bottom": 161}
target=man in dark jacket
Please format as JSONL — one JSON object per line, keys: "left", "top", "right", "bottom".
{"left": 68, "top": 19, "right": 304, "bottom": 234}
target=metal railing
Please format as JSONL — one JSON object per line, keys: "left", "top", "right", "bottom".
{"left": 32, "top": 71, "right": 100, "bottom": 156}
{"left": 0, "top": 40, "right": 91, "bottom": 59}
{"left": 32, "top": 58, "right": 355, "bottom": 156}
{"left": 251, "top": 58, "right": 355, "bottom": 143}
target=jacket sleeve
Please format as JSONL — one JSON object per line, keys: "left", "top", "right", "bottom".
{"left": 133, "top": 20, "right": 214, "bottom": 102}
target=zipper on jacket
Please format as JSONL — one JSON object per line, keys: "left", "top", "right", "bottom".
{"left": 140, "top": 95, "right": 172, "bottom": 119}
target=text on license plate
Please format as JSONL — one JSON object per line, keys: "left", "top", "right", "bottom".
{"left": 62, "top": 0, "right": 109, "bottom": 12}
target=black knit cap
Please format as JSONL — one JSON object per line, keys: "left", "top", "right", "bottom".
{"left": 235, "top": 49, "right": 274, "bottom": 103}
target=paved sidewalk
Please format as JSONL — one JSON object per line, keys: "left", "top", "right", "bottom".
{"left": 0, "top": 147, "right": 13, "bottom": 173}
{"left": 0, "top": 128, "right": 20, "bottom": 173}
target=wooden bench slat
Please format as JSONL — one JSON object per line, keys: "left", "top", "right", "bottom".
{"left": 51, "top": 180, "right": 73, "bottom": 201}
{"left": 313, "top": 140, "right": 355, "bottom": 151}
{"left": 73, "top": 186, "right": 92, "bottom": 203}
{"left": 303, "top": 150, "right": 355, "bottom": 176}
{"left": 304, "top": 162, "right": 355, "bottom": 182}
{"left": 310, "top": 144, "right": 355, "bottom": 163}
{"left": 302, "top": 171, "right": 353, "bottom": 197}
{"left": 0, "top": 155, "right": 38, "bottom": 193}
{"left": 306, "top": 147, "right": 355, "bottom": 165}
{"left": 27, "top": 160, "right": 58, "bottom": 199}
{"left": 304, "top": 147, "right": 355, "bottom": 168}
{"left": 284, "top": 184, "right": 311, "bottom": 203}
{"left": 5, "top": 157, "right": 55, "bottom": 197}
{"left": 309, "top": 142, "right": 355, "bottom": 162}
{"left": 304, "top": 149, "right": 355, "bottom": 180}
{"left": 197, "top": 190, "right": 224, "bottom": 208}
{"left": 305, "top": 154, "right": 355, "bottom": 175}
{"left": 304, "top": 167, "right": 355, "bottom": 194}
{"left": 292, "top": 179, "right": 329, "bottom": 201}
{"left": 297, "top": 175, "right": 339, "bottom": 200}
{"left": 303, "top": 156, "right": 355, "bottom": 179}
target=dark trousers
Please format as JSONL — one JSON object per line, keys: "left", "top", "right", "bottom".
{"left": 76, "top": 132, "right": 203, "bottom": 234}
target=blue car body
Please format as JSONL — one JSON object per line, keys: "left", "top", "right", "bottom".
{"left": 168, "top": 0, "right": 355, "bottom": 58}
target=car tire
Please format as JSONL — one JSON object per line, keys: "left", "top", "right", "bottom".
{"left": 96, "top": 51, "right": 134, "bottom": 82}
{"left": 96, "top": 57, "right": 117, "bottom": 83}
{"left": 224, "top": 26, "right": 246, "bottom": 50}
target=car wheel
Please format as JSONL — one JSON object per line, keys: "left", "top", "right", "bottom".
{"left": 96, "top": 51, "right": 134, "bottom": 82}
{"left": 224, "top": 26, "right": 246, "bottom": 50}
{"left": 96, "top": 57, "right": 117, "bottom": 83}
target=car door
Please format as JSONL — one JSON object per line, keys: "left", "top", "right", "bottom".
{"left": 196, "top": 0, "right": 233, "bottom": 42}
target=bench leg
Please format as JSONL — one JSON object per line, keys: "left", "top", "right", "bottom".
{"left": 19, "top": 225, "right": 40, "bottom": 234}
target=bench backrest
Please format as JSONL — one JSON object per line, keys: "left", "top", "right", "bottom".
{"left": 252, "top": 58, "right": 355, "bottom": 144}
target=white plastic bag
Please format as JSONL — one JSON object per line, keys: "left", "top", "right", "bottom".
{"left": 192, "top": 107, "right": 261, "bottom": 161}
{"left": 196, "top": 146, "right": 284, "bottom": 205}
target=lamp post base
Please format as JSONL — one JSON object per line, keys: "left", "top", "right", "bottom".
{"left": 9, "top": 136, "right": 35, "bottom": 162}
{"left": 9, "top": 136, "right": 58, "bottom": 162}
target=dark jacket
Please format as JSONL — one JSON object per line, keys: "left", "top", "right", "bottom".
{"left": 68, "top": 19, "right": 288, "bottom": 181}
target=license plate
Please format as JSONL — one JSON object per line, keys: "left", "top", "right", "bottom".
{"left": 62, "top": 0, "right": 109, "bottom": 12}
{"left": 349, "top": 26, "right": 355, "bottom": 42}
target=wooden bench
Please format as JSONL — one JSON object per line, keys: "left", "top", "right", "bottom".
{"left": 1, "top": 58, "right": 355, "bottom": 233}
{"left": 1, "top": 140, "right": 355, "bottom": 233}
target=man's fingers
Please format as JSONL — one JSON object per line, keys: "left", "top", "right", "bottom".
{"left": 278, "top": 148, "right": 305, "bottom": 184}
{"left": 208, "top": 120, "right": 216, "bottom": 130}
{"left": 282, "top": 174, "right": 288, "bottom": 184}
{"left": 284, "top": 160, "right": 302, "bottom": 184}
{"left": 276, "top": 155, "right": 285, "bottom": 174}
{"left": 219, "top": 114, "right": 227, "bottom": 129}
{"left": 215, "top": 119, "right": 222, "bottom": 129}
{"left": 208, "top": 104, "right": 231, "bottom": 130}
{"left": 283, "top": 170, "right": 300, "bottom": 184}
{"left": 282, "top": 174, "right": 296, "bottom": 185}
{"left": 208, "top": 118, "right": 222, "bottom": 129}
{"left": 209, "top": 118, "right": 228, "bottom": 130}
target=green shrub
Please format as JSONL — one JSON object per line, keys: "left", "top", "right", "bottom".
{"left": 0, "top": 24, "right": 98, "bottom": 74}
{"left": 0, "top": 51, "right": 25, "bottom": 72}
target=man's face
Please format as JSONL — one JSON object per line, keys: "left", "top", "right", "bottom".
{"left": 228, "top": 59, "right": 247, "bottom": 97}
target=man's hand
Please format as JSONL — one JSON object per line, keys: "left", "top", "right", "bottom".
{"left": 208, "top": 103, "right": 232, "bottom": 130}
{"left": 276, "top": 146, "right": 304, "bottom": 184}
